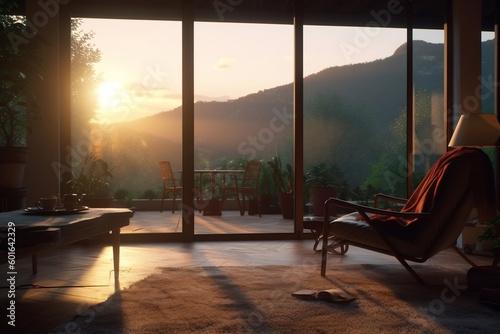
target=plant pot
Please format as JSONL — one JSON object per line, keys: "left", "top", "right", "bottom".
{"left": 279, "top": 193, "right": 294, "bottom": 219}
{"left": 0, "top": 147, "right": 29, "bottom": 188}
{"left": 310, "top": 187, "right": 336, "bottom": 217}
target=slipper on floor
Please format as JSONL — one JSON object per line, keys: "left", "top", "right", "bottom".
{"left": 292, "top": 288, "right": 355, "bottom": 303}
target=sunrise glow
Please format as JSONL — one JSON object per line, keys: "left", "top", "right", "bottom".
{"left": 97, "top": 81, "right": 124, "bottom": 108}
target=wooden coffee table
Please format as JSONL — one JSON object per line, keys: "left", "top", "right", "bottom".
{"left": 0, "top": 208, "right": 133, "bottom": 281}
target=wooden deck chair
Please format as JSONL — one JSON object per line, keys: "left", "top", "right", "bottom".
{"left": 221, "top": 160, "right": 262, "bottom": 217}
{"left": 320, "top": 147, "right": 497, "bottom": 284}
{"left": 159, "top": 161, "right": 182, "bottom": 213}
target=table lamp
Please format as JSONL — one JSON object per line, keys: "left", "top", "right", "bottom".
{"left": 448, "top": 113, "right": 500, "bottom": 147}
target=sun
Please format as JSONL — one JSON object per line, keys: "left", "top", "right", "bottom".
{"left": 97, "top": 81, "right": 123, "bottom": 108}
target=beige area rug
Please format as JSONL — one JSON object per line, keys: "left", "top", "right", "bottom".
{"left": 50, "top": 264, "right": 499, "bottom": 333}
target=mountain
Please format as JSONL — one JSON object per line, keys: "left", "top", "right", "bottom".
{"left": 101, "top": 40, "right": 494, "bottom": 195}
{"left": 123, "top": 40, "right": 448, "bottom": 145}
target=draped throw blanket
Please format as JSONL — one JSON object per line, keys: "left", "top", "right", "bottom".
{"left": 362, "top": 147, "right": 497, "bottom": 237}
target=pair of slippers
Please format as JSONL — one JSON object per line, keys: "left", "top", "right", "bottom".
{"left": 292, "top": 288, "right": 355, "bottom": 303}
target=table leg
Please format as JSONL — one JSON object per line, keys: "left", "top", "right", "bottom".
{"left": 111, "top": 228, "right": 120, "bottom": 281}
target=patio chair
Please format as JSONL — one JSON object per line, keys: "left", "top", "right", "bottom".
{"left": 320, "top": 147, "right": 497, "bottom": 284}
{"left": 159, "top": 161, "right": 182, "bottom": 213}
{"left": 221, "top": 160, "right": 262, "bottom": 217}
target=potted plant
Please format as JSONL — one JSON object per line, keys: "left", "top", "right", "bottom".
{"left": 268, "top": 156, "right": 294, "bottom": 219}
{"left": 0, "top": 7, "right": 44, "bottom": 190}
{"left": 478, "top": 216, "right": 500, "bottom": 266}
{"left": 68, "top": 154, "right": 115, "bottom": 207}
{"left": 305, "top": 162, "right": 345, "bottom": 217}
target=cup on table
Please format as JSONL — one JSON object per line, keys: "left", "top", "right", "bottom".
{"left": 62, "top": 193, "right": 79, "bottom": 210}
{"left": 37, "top": 197, "right": 57, "bottom": 211}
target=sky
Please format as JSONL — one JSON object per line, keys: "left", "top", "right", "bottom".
{"left": 78, "top": 18, "right": 490, "bottom": 123}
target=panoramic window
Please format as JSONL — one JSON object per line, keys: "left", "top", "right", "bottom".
{"left": 70, "top": 18, "right": 182, "bottom": 233}
{"left": 193, "top": 22, "right": 293, "bottom": 234}
{"left": 411, "top": 29, "right": 445, "bottom": 189}
{"left": 303, "top": 25, "right": 407, "bottom": 212}
{"left": 66, "top": 16, "right": 495, "bottom": 238}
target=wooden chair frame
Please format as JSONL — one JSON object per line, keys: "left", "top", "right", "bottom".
{"left": 159, "top": 161, "right": 182, "bottom": 213}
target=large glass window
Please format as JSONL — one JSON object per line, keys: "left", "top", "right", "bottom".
{"left": 411, "top": 29, "right": 445, "bottom": 189}
{"left": 65, "top": 11, "right": 494, "bottom": 237}
{"left": 70, "top": 18, "right": 182, "bottom": 232}
{"left": 304, "top": 26, "right": 407, "bottom": 211}
{"left": 193, "top": 22, "right": 293, "bottom": 234}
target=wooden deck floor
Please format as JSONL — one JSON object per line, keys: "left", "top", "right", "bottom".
{"left": 122, "top": 210, "right": 295, "bottom": 234}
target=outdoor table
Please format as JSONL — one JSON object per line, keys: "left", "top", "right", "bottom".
{"left": 194, "top": 170, "right": 244, "bottom": 215}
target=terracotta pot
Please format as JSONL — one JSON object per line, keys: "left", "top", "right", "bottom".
{"left": 279, "top": 193, "right": 294, "bottom": 219}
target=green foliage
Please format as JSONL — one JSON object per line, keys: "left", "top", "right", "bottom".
{"left": 113, "top": 188, "right": 129, "bottom": 200}
{"left": 258, "top": 159, "right": 274, "bottom": 196}
{"left": 267, "top": 155, "right": 293, "bottom": 194}
{"left": 362, "top": 153, "right": 406, "bottom": 198}
{"left": 70, "top": 18, "right": 102, "bottom": 131}
{"left": 68, "top": 154, "right": 114, "bottom": 198}
{"left": 0, "top": 9, "right": 45, "bottom": 147}
{"left": 114, "top": 188, "right": 135, "bottom": 207}
{"left": 123, "top": 192, "right": 134, "bottom": 208}
{"left": 304, "top": 93, "right": 376, "bottom": 188}
{"left": 362, "top": 89, "right": 444, "bottom": 198}
{"left": 478, "top": 216, "right": 500, "bottom": 250}
{"left": 142, "top": 188, "right": 159, "bottom": 200}
{"left": 305, "top": 163, "right": 346, "bottom": 189}
{"left": 351, "top": 184, "right": 378, "bottom": 205}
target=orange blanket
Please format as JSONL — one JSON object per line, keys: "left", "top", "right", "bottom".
{"left": 403, "top": 147, "right": 496, "bottom": 222}
{"left": 364, "top": 147, "right": 497, "bottom": 238}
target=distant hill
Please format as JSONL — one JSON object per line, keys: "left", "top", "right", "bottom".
{"left": 101, "top": 40, "right": 494, "bottom": 195}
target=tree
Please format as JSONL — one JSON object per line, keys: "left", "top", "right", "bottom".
{"left": 57, "top": 19, "right": 102, "bottom": 192}
{"left": 304, "top": 92, "right": 376, "bottom": 189}
{"left": 362, "top": 89, "right": 443, "bottom": 197}
{"left": 0, "top": 4, "right": 45, "bottom": 147}
{"left": 70, "top": 18, "right": 102, "bottom": 143}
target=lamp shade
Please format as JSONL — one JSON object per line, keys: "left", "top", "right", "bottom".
{"left": 448, "top": 113, "right": 500, "bottom": 147}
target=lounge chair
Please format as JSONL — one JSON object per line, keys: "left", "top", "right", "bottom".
{"left": 320, "top": 147, "right": 497, "bottom": 283}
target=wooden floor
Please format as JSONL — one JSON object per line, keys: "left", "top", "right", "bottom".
{"left": 0, "top": 211, "right": 493, "bottom": 333}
